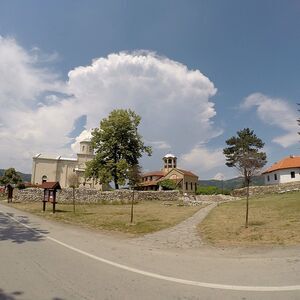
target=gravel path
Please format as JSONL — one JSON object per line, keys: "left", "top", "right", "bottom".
{"left": 130, "top": 202, "right": 217, "bottom": 249}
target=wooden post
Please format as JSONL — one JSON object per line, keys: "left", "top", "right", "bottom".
{"left": 53, "top": 190, "right": 56, "bottom": 213}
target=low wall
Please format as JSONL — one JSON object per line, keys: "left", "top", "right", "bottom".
{"left": 13, "top": 188, "right": 180, "bottom": 204}
{"left": 231, "top": 181, "right": 300, "bottom": 197}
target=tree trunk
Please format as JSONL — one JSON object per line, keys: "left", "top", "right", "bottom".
{"left": 114, "top": 180, "right": 119, "bottom": 190}
{"left": 130, "top": 189, "right": 134, "bottom": 223}
{"left": 72, "top": 187, "right": 75, "bottom": 213}
{"left": 7, "top": 186, "right": 13, "bottom": 203}
{"left": 245, "top": 180, "right": 250, "bottom": 228}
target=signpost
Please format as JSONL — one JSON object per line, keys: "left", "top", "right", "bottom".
{"left": 41, "top": 182, "right": 61, "bottom": 213}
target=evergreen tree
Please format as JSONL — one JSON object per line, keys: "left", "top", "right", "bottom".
{"left": 223, "top": 128, "right": 267, "bottom": 228}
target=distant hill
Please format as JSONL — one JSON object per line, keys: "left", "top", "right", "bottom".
{"left": 0, "top": 169, "right": 31, "bottom": 182}
{"left": 199, "top": 176, "right": 265, "bottom": 190}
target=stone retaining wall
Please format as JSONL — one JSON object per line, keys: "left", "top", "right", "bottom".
{"left": 231, "top": 181, "right": 300, "bottom": 197}
{"left": 13, "top": 188, "right": 180, "bottom": 204}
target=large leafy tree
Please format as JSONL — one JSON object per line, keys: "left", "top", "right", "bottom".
{"left": 223, "top": 128, "right": 267, "bottom": 228}
{"left": 0, "top": 168, "right": 22, "bottom": 202}
{"left": 0, "top": 168, "right": 22, "bottom": 186}
{"left": 85, "top": 109, "right": 152, "bottom": 189}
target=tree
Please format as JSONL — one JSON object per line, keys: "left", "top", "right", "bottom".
{"left": 128, "top": 164, "right": 142, "bottom": 223}
{"left": 85, "top": 109, "right": 152, "bottom": 189}
{"left": 158, "top": 179, "right": 177, "bottom": 190}
{"left": 68, "top": 173, "right": 79, "bottom": 213}
{"left": 0, "top": 168, "right": 22, "bottom": 202}
{"left": 223, "top": 128, "right": 267, "bottom": 228}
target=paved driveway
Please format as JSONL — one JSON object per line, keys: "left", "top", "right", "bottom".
{"left": 0, "top": 202, "right": 299, "bottom": 300}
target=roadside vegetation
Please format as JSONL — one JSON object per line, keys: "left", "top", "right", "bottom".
{"left": 8, "top": 201, "right": 204, "bottom": 235}
{"left": 199, "top": 191, "right": 300, "bottom": 246}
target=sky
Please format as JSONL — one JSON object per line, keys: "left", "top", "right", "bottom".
{"left": 0, "top": 0, "right": 299, "bottom": 179}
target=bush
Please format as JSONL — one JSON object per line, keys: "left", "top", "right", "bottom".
{"left": 158, "top": 179, "right": 177, "bottom": 190}
{"left": 17, "top": 183, "right": 26, "bottom": 190}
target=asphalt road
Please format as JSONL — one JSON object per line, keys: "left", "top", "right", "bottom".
{"left": 0, "top": 202, "right": 300, "bottom": 300}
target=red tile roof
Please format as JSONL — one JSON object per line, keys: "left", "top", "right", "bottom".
{"left": 139, "top": 180, "right": 160, "bottom": 187}
{"left": 176, "top": 168, "right": 198, "bottom": 178}
{"left": 41, "top": 182, "right": 61, "bottom": 189}
{"left": 141, "top": 171, "right": 164, "bottom": 177}
{"left": 262, "top": 156, "right": 300, "bottom": 174}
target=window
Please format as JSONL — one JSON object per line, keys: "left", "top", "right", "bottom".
{"left": 190, "top": 182, "right": 193, "bottom": 190}
{"left": 185, "top": 182, "right": 188, "bottom": 190}
{"left": 267, "top": 175, "right": 270, "bottom": 181}
{"left": 291, "top": 171, "right": 295, "bottom": 179}
{"left": 82, "top": 145, "right": 85, "bottom": 151}
{"left": 274, "top": 174, "right": 277, "bottom": 181}
{"left": 42, "top": 175, "right": 47, "bottom": 183}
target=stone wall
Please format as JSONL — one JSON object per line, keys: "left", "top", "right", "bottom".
{"left": 231, "top": 181, "right": 300, "bottom": 197}
{"left": 13, "top": 188, "right": 180, "bottom": 204}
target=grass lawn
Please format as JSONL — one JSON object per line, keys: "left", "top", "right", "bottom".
{"left": 199, "top": 191, "right": 300, "bottom": 246}
{"left": 6, "top": 200, "right": 204, "bottom": 236}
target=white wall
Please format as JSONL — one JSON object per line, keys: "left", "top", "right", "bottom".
{"left": 264, "top": 168, "right": 300, "bottom": 185}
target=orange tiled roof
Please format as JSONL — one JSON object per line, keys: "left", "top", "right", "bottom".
{"left": 262, "top": 156, "right": 300, "bottom": 174}
{"left": 139, "top": 180, "right": 160, "bottom": 187}
{"left": 176, "top": 168, "right": 198, "bottom": 178}
{"left": 141, "top": 171, "right": 164, "bottom": 178}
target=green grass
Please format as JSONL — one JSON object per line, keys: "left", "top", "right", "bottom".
{"left": 6, "top": 200, "right": 204, "bottom": 236}
{"left": 199, "top": 191, "right": 300, "bottom": 246}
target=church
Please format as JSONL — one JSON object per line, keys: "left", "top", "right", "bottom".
{"left": 31, "top": 140, "right": 103, "bottom": 189}
{"left": 140, "top": 154, "right": 198, "bottom": 194}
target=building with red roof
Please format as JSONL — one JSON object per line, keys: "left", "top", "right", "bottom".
{"left": 262, "top": 155, "right": 300, "bottom": 185}
{"left": 140, "top": 154, "right": 198, "bottom": 194}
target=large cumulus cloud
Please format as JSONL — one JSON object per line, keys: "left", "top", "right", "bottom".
{"left": 0, "top": 37, "right": 221, "bottom": 175}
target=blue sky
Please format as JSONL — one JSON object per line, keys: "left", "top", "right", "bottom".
{"left": 0, "top": 0, "right": 299, "bottom": 179}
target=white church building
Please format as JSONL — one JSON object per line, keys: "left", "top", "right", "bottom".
{"left": 31, "top": 140, "right": 103, "bottom": 189}
{"left": 262, "top": 155, "right": 300, "bottom": 185}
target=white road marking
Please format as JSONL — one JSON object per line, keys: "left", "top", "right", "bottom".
{"left": 2, "top": 210, "right": 300, "bottom": 292}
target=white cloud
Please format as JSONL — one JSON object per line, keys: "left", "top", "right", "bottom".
{"left": 0, "top": 38, "right": 221, "bottom": 175}
{"left": 180, "top": 145, "right": 225, "bottom": 174}
{"left": 71, "top": 129, "right": 92, "bottom": 153}
{"left": 0, "top": 36, "right": 75, "bottom": 171}
{"left": 66, "top": 51, "right": 221, "bottom": 175}
{"left": 146, "top": 140, "right": 171, "bottom": 150}
{"left": 242, "top": 93, "right": 299, "bottom": 147}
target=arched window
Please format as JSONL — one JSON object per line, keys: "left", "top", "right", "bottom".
{"left": 42, "top": 175, "right": 47, "bottom": 183}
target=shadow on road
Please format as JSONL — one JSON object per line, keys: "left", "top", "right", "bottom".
{"left": 0, "top": 213, "right": 49, "bottom": 244}
{"left": 0, "top": 289, "right": 23, "bottom": 300}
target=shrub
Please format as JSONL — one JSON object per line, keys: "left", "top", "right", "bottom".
{"left": 158, "top": 179, "right": 177, "bottom": 190}
{"left": 17, "top": 183, "right": 26, "bottom": 190}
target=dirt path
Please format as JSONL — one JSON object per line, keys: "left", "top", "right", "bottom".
{"left": 129, "top": 202, "right": 217, "bottom": 249}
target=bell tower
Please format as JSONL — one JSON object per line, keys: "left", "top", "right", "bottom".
{"left": 77, "top": 140, "right": 94, "bottom": 166}
{"left": 163, "top": 153, "right": 177, "bottom": 174}
{"left": 79, "top": 140, "right": 93, "bottom": 155}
